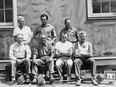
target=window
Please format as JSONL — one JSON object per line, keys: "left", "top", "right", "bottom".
{"left": 87, "top": 0, "right": 116, "bottom": 19}
{"left": 0, "top": 0, "right": 17, "bottom": 28}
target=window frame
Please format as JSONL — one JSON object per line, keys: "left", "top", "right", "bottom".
{"left": 0, "top": 0, "right": 17, "bottom": 29}
{"left": 86, "top": 0, "right": 116, "bottom": 20}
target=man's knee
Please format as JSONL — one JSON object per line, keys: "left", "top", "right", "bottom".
{"left": 74, "top": 59, "right": 81, "bottom": 64}
{"left": 89, "top": 58, "right": 95, "bottom": 63}
{"left": 56, "top": 60, "right": 62, "bottom": 67}
{"left": 67, "top": 59, "right": 73, "bottom": 66}
{"left": 11, "top": 60, "right": 16, "bottom": 65}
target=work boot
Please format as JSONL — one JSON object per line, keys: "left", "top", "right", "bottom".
{"left": 76, "top": 79, "right": 81, "bottom": 86}
{"left": 25, "top": 75, "right": 31, "bottom": 83}
{"left": 92, "top": 78, "right": 98, "bottom": 86}
{"left": 9, "top": 80, "right": 15, "bottom": 86}
{"left": 59, "top": 76, "right": 63, "bottom": 83}
{"left": 50, "top": 74, "right": 55, "bottom": 81}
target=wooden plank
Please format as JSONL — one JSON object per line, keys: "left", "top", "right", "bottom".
{"left": 92, "top": 57, "right": 116, "bottom": 66}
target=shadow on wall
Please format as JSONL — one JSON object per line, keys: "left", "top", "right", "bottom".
{"left": 102, "top": 48, "right": 116, "bottom": 57}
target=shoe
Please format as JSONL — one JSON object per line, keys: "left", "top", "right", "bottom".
{"left": 67, "top": 76, "right": 71, "bottom": 81}
{"left": 92, "top": 78, "right": 98, "bottom": 86}
{"left": 9, "top": 80, "right": 15, "bottom": 86}
{"left": 59, "top": 76, "right": 63, "bottom": 83}
{"left": 67, "top": 76, "right": 71, "bottom": 83}
{"left": 26, "top": 78, "right": 31, "bottom": 83}
{"left": 76, "top": 79, "right": 81, "bottom": 86}
{"left": 50, "top": 76, "right": 55, "bottom": 81}
{"left": 32, "top": 78, "right": 37, "bottom": 83}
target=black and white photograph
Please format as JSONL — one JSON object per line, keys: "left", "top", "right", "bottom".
{"left": 0, "top": 0, "right": 116, "bottom": 87}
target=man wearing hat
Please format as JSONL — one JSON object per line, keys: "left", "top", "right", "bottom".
{"left": 13, "top": 16, "right": 32, "bottom": 45}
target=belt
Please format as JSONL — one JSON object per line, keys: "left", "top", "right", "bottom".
{"left": 70, "top": 41, "right": 77, "bottom": 43}
{"left": 17, "top": 57, "right": 25, "bottom": 59}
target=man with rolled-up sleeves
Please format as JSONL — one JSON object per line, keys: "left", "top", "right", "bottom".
{"left": 9, "top": 34, "right": 31, "bottom": 85}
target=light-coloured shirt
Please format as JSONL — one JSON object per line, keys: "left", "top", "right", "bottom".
{"left": 55, "top": 41, "right": 73, "bottom": 53}
{"left": 9, "top": 42, "right": 31, "bottom": 60}
{"left": 75, "top": 41, "right": 93, "bottom": 55}
{"left": 13, "top": 26, "right": 32, "bottom": 43}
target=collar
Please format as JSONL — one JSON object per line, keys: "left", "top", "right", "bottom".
{"left": 41, "top": 23, "right": 49, "bottom": 28}
{"left": 64, "top": 26, "right": 72, "bottom": 31}
{"left": 40, "top": 41, "right": 48, "bottom": 46}
{"left": 16, "top": 42, "right": 23, "bottom": 46}
{"left": 18, "top": 25, "right": 25, "bottom": 30}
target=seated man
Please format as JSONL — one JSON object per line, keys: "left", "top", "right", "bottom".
{"left": 73, "top": 31, "right": 98, "bottom": 86}
{"left": 9, "top": 34, "right": 31, "bottom": 85}
{"left": 55, "top": 33, "right": 73, "bottom": 82}
{"left": 32, "top": 35, "right": 55, "bottom": 83}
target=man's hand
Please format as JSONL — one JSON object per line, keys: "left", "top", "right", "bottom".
{"left": 46, "top": 57, "right": 53, "bottom": 62}
{"left": 32, "top": 59, "right": 37, "bottom": 65}
{"left": 16, "top": 59, "right": 24, "bottom": 63}
{"left": 74, "top": 50, "right": 81, "bottom": 57}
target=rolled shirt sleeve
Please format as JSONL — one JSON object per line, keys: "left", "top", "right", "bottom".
{"left": 9, "top": 44, "right": 17, "bottom": 60}
{"left": 25, "top": 45, "right": 31, "bottom": 59}
{"left": 52, "top": 26, "right": 57, "bottom": 40}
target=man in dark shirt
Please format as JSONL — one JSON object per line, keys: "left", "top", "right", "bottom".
{"left": 33, "top": 14, "right": 57, "bottom": 45}
{"left": 60, "top": 18, "right": 78, "bottom": 48}
{"left": 32, "top": 35, "right": 55, "bottom": 83}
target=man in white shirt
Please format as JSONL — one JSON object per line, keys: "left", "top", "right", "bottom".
{"left": 13, "top": 16, "right": 32, "bottom": 45}
{"left": 55, "top": 33, "right": 73, "bottom": 82}
{"left": 73, "top": 31, "right": 98, "bottom": 86}
{"left": 9, "top": 34, "right": 31, "bottom": 85}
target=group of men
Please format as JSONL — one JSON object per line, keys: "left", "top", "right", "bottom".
{"left": 9, "top": 14, "right": 98, "bottom": 86}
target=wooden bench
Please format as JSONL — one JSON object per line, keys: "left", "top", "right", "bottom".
{"left": 0, "top": 57, "right": 116, "bottom": 81}
{"left": 92, "top": 56, "right": 116, "bottom": 73}
{"left": 0, "top": 60, "right": 11, "bottom": 81}
{"left": 93, "top": 56, "right": 116, "bottom": 66}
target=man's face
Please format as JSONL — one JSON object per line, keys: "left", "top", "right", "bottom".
{"left": 17, "top": 35, "right": 23, "bottom": 44}
{"left": 61, "top": 34, "right": 67, "bottom": 42}
{"left": 41, "top": 16, "right": 48, "bottom": 25}
{"left": 18, "top": 18, "right": 25, "bottom": 27}
{"left": 65, "top": 19, "right": 71, "bottom": 28}
{"left": 41, "top": 35, "right": 47, "bottom": 44}
{"left": 79, "top": 34, "right": 86, "bottom": 42}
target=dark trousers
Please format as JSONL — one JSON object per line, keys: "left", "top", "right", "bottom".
{"left": 74, "top": 57, "right": 96, "bottom": 79}
{"left": 32, "top": 56, "right": 54, "bottom": 76}
{"left": 11, "top": 59, "right": 31, "bottom": 78}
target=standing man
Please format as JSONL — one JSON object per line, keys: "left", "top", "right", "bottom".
{"left": 33, "top": 14, "right": 57, "bottom": 45}
{"left": 60, "top": 18, "right": 78, "bottom": 48}
{"left": 32, "top": 35, "right": 55, "bottom": 83}
{"left": 13, "top": 16, "right": 32, "bottom": 45}
{"left": 73, "top": 31, "right": 98, "bottom": 86}
{"left": 9, "top": 34, "right": 31, "bottom": 85}
{"left": 55, "top": 33, "right": 73, "bottom": 82}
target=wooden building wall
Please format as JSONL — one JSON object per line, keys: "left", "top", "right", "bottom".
{"left": 0, "top": 0, "right": 116, "bottom": 59}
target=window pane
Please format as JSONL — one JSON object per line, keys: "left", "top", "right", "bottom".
{"left": 102, "top": 0, "right": 109, "bottom": 13}
{"left": 93, "top": 1, "right": 101, "bottom": 13}
{"left": 0, "top": 0, "right": 3, "bottom": 9}
{"left": 0, "top": 10, "right": 4, "bottom": 22}
{"left": 5, "top": 0, "right": 12, "bottom": 9}
{"left": 111, "top": 0, "right": 116, "bottom": 12}
{"left": 5, "top": 10, "right": 13, "bottom": 22}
